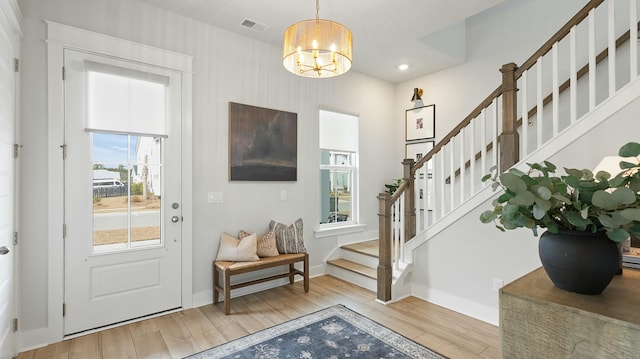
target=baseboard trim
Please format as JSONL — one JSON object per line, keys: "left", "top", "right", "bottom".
{"left": 411, "top": 284, "right": 498, "bottom": 326}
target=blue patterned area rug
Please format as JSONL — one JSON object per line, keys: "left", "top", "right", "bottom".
{"left": 185, "top": 304, "right": 447, "bottom": 359}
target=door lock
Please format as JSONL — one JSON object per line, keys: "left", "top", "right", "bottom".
{"left": 0, "top": 246, "right": 9, "bottom": 255}
{"left": 171, "top": 216, "right": 181, "bottom": 223}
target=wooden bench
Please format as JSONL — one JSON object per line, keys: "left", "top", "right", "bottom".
{"left": 213, "top": 253, "right": 309, "bottom": 315}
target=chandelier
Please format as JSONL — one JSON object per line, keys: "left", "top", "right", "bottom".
{"left": 282, "top": 0, "right": 352, "bottom": 78}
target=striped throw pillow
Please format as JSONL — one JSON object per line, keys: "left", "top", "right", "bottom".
{"left": 269, "top": 218, "right": 307, "bottom": 254}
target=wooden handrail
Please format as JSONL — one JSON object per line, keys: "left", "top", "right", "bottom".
{"left": 410, "top": 85, "right": 503, "bottom": 177}
{"left": 515, "top": 0, "right": 604, "bottom": 78}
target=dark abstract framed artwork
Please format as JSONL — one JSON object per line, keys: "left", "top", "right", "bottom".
{"left": 229, "top": 102, "right": 297, "bottom": 181}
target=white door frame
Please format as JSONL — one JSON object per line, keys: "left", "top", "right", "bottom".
{"left": 0, "top": 1, "right": 21, "bottom": 357}
{"left": 46, "top": 21, "right": 193, "bottom": 343}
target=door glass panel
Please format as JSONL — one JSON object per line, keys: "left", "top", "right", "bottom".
{"left": 92, "top": 133, "right": 163, "bottom": 252}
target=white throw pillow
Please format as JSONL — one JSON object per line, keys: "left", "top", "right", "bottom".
{"left": 215, "top": 232, "right": 259, "bottom": 262}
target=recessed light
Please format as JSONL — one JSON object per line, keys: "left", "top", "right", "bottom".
{"left": 398, "top": 64, "right": 409, "bottom": 71}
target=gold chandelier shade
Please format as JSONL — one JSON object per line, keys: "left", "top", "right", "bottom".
{"left": 283, "top": 19, "right": 353, "bottom": 78}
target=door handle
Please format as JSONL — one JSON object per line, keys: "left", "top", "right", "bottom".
{"left": 171, "top": 216, "right": 181, "bottom": 223}
{"left": 0, "top": 246, "right": 9, "bottom": 255}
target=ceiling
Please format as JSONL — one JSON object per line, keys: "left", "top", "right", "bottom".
{"left": 134, "top": 0, "right": 508, "bottom": 83}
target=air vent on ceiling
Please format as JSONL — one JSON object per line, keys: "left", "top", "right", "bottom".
{"left": 241, "top": 18, "right": 267, "bottom": 32}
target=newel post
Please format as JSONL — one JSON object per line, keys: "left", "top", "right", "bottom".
{"left": 499, "top": 62, "right": 520, "bottom": 172}
{"left": 403, "top": 159, "right": 416, "bottom": 239}
{"left": 377, "top": 192, "right": 392, "bottom": 302}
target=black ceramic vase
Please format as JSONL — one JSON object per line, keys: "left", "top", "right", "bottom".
{"left": 538, "top": 230, "right": 620, "bottom": 295}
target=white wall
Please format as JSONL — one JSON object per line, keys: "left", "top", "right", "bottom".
{"left": 17, "top": 0, "right": 398, "bottom": 338}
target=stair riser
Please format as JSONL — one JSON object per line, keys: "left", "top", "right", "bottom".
{"left": 340, "top": 249, "right": 378, "bottom": 268}
{"left": 327, "top": 265, "right": 377, "bottom": 292}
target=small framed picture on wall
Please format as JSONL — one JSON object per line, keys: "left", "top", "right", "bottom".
{"left": 405, "top": 140, "right": 435, "bottom": 170}
{"left": 405, "top": 104, "right": 435, "bottom": 141}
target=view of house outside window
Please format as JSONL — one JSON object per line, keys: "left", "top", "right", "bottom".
{"left": 319, "top": 110, "right": 358, "bottom": 226}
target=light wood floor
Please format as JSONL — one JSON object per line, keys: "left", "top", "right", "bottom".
{"left": 16, "top": 275, "right": 499, "bottom": 359}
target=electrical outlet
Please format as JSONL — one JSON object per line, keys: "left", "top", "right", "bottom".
{"left": 493, "top": 278, "right": 504, "bottom": 292}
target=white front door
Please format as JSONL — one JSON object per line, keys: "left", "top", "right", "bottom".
{"left": 63, "top": 49, "right": 183, "bottom": 335}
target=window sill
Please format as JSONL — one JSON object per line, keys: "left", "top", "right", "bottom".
{"left": 314, "top": 223, "right": 366, "bottom": 239}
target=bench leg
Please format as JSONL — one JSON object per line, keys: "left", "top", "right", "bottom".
{"left": 213, "top": 264, "right": 219, "bottom": 304}
{"left": 224, "top": 269, "right": 231, "bottom": 315}
{"left": 289, "top": 263, "right": 295, "bottom": 284}
{"left": 303, "top": 253, "right": 309, "bottom": 292}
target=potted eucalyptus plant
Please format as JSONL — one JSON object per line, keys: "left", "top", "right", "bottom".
{"left": 479, "top": 142, "right": 640, "bottom": 294}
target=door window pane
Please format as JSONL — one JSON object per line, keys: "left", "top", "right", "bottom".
{"left": 92, "top": 133, "right": 162, "bottom": 252}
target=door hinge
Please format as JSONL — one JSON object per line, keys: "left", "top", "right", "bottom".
{"left": 60, "top": 144, "right": 67, "bottom": 159}
{"left": 63, "top": 303, "right": 66, "bottom": 317}
{"left": 63, "top": 224, "right": 67, "bottom": 239}
{"left": 62, "top": 66, "right": 65, "bottom": 80}
{"left": 13, "top": 144, "right": 21, "bottom": 159}
{"left": 13, "top": 231, "right": 17, "bottom": 245}
{"left": 14, "top": 58, "right": 19, "bottom": 72}
{"left": 12, "top": 318, "right": 18, "bottom": 332}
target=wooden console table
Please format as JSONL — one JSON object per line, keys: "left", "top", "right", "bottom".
{"left": 500, "top": 267, "right": 640, "bottom": 358}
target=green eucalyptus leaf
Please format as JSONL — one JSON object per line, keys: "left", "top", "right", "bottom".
{"left": 620, "top": 161, "right": 637, "bottom": 169}
{"left": 620, "top": 208, "right": 640, "bottom": 221}
{"left": 495, "top": 225, "right": 506, "bottom": 232}
{"left": 597, "top": 214, "right": 620, "bottom": 228}
{"left": 629, "top": 223, "right": 640, "bottom": 237}
{"left": 607, "top": 228, "right": 630, "bottom": 242}
{"left": 619, "top": 142, "right": 640, "bottom": 157}
{"left": 500, "top": 173, "right": 527, "bottom": 193}
{"left": 509, "top": 191, "right": 536, "bottom": 206}
{"left": 497, "top": 192, "right": 514, "bottom": 203}
{"left": 491, "top": 182, "right": 501, "bottom": 191}
{"left": 592, "top": 191, "right": 619, "bottom": 211}
{"left": 608, "top": 175, "right": 627, "bottom": 188}
{"left": 509, "top": 168, "right": 527, "bottom": 177}
{"left": 479, "top": 211, "right": 497, "bottom": 223}
{"left": 533, "top": 204, "right": 547, "bottom": 220}
{"left": 552, "top": 194, "right": 572, "bottom": 204}
{"left": 481, "top": 173, "right": 492, "bottom": 182}
{"left": 534, "top": 198, "right": 551, "bottom": 212}
{"left": 567, "top": 211, "right": 590, "bottom": 228}
{"left": 581, "top": 206, "right": 589, "bottom": 219}
{"left": 628, "top": 177, "right": 640, "bottom": 192}
{"left": 521, "top": 175, "right": 537, "bottom": 186}
{"left": 611, "top": 211, "right": 632, "bottom": 226}
{"left": 564, "top": 168, "right": 584, "bottom": 178}
{"left": 543, "top": 161, "right": 557, "bottom": 172}
{"left": 562, "top": 175, "right": 580, "bottom": 188}
{"left": 611, "top": 187, "right": 636, "bottom": 205}
{"left": 595, "top": 170, "right": 611, "bottom": 181}
{"left": 536, "top": 186, "right": 552, "bottom": 200}
{"left": 502, "top": 204, "right": 520, "bottom": 217}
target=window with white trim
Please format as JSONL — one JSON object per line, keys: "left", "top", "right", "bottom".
{"left": 319, "top": 110, "right": 358, "bottom": 225}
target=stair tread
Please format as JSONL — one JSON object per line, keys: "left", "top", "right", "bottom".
{"left": 341, "top": 240, "right": 379, "bottom": 258}
{"left": 328, "top": 258, "right": 377, "bottom": 279}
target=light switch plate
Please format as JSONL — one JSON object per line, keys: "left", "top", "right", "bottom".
{"left": 208, "top": 192, "right": 223, "bottom": 204}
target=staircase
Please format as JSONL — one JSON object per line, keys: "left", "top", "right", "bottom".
{"left": 326, "top": 240, "right": 378, "bottom": 292}
{"left": 329, "top": 0, "right": 640, "bottom": 303}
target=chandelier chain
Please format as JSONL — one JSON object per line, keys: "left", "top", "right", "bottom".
{"left": 315, "top": 0, "right": 319, "bottom": 20}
